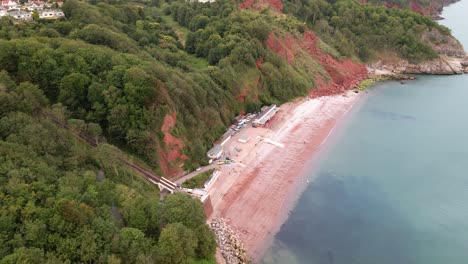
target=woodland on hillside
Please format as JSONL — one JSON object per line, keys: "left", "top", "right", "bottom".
{"left": 0, "top": 72, "right": 216, "bottom": 263}
{"left": 0, "top": 0, "right": 450, "bottom": 171}
{"left": 0, "top": 0, "right": 457, "bottom": 262}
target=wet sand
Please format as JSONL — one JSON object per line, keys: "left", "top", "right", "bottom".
{"left": 208, "top": 91, "right": 362, "bottom": 262}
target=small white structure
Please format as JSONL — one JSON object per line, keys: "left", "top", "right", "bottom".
{"left": 24, "top": 2, "right": 43, "bottom": 10}
{"left": 39, "top": 9, "right": 64, "bottom": 19}
{"left": 238, "top": 136, "right": 251, "bottom": 143}
{"left": 0, "top": 7, "right": 7, "bottom": 16}
{"left": 207, "top": 144, "right": 223, "bottom": 160}
{"left": 1, "top": 0, "right": 19, "bottom": 10}
{"left": 184, "top": 188, "right": 209, "bottom": 202}
{"left": 215, "top": 130, "right": 234, "bottom": 146}
{"left": 0, "top": 0, "right": 64, "bottom": 20}
{"left": 8, "top": 10, "right": 32, "bottom": 20}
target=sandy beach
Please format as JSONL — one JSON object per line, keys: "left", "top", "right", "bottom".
{"left": 208, "top": 90, "right": 362, "bottom": 262}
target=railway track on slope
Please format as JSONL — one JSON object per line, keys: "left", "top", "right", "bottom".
{"left": 42, "top": 111, "right": 177, "bottom": 192}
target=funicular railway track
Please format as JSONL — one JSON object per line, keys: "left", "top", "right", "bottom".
{"left": 43, "top": 111, "right": 177, "bottom": 192}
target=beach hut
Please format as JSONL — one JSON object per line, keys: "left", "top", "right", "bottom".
{"left": 253, "top": 104, "right": 277, "bottom": 127}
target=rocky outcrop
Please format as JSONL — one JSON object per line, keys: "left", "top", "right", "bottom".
{"left": 405, "top": 57, "right": 468, "bottom": 74}
{"left": 368, "top": 26, "right": 467, "bottom": 76}
{"left": 429, "top": 0, "right": 461, "bottom": 19}
{"left": 422, "top": 29, "right": 465, "bottom": 58}
{"left": 211, "top": 218, "right": 249, "bottom": 264}
{"left": 368, "top": 56, "right": 468, "bottom": 75}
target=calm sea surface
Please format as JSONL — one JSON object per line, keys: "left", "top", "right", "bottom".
{"left": 261, "top": 2, "right": 468, "bottom": 263}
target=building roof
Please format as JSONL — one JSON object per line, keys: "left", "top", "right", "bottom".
{"left": 9, "top": 10, "right": 29, "bottom": 15}
{"left": 214, "top": 129, "right": 235, "bottom": 146}
{"left": 254, "top": 104, "right": 277, "bottom": 125}
{"left": 207, "top": 144, "right": 223, "bottom": 157}
{"left": 1, "top": 0, "right": 18, "bottom": 5}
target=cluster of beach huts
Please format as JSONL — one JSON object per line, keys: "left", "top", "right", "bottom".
{"left": 207, "top": 104, "right": 278, "bottom": 160}
{"left": 0, "top": 0, "right": 64, "bottom": 20}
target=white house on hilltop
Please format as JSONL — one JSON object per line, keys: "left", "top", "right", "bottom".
{"left": 0, "top": 0, "right": 65, "bottom": 20}
{"left": 1, "top": 0, "right": 19, "bottom": 10}
{"left": 8, "top": 10, "right": 32, "bottom": 20}
{"left": 0, "top": 7, "right": 7, "bottom": 16}
{"left": 24, "top": 0, "right": 45, "bottom": 10}
{"left": 39, "top": 9, "right": 64, "bottom": 19}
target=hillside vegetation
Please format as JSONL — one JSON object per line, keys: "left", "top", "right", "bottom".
{"left": 0, "top": 0, "right": 453, "bottom": 174}
{"left": 0, "top": 0, "right": 461, "bottom": 262}
{"left": 281, "top": 0, "right": 449, "bottom": 62}
{"left": 0, "top": 73, "right": 216, "bottom": 263}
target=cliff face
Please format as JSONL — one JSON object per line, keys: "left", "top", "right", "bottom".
{"left": 266, "top": 31, "right": 368, "bottom": 97}
{"left": 239, "top": 0, "right": 466, "bottom": 77}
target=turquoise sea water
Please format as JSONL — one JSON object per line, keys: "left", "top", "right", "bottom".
{"left": 261, "top": 2, "right": 468, "bottom": 263}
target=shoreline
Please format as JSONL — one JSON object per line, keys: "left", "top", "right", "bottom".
{"left": 208, "top": 90, "right": 364, "bottom": 262}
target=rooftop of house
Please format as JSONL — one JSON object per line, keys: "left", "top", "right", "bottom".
{"left": 214, "top": 129, "right": 235, "bottom": 145}
{"left": 207, "top": 144, "right": 223, "bottom": 156}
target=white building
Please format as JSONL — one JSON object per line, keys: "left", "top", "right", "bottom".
{"left": 0, "top": 7, "right": 7, "bottom": 16}
{"left": 9, "top": 10, "right": 32, "bottom": 20}
{"left": 238, "top": 136, "right": 251, "bottom": 143}
{"left": 253, "top": 104, "right": 277, "bottom": 127}
{"left": 1, "top": 0, "right": 19, "bottom": 10}
{"left": 207, "top": 144, "right": 223, "bottom": 160}
{"left": 215, "top": 130, "right": 235, "bottom": 146}
{"left": 39, "top": 9, "right": 64, "bottom": 19}
{"left": 24, "top": 1, "right": 45, "bottom": 11}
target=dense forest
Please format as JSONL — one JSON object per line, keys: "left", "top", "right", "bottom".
{"left": 0, "top": 71, "right": 216, "bottom": 263}
{"left": 0, "top": 0, "right": 458, "bottom": 262}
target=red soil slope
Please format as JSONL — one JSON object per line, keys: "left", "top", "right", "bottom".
{"left": 410, "top": 0, "right": 427, "bottom": 15}
{"left": 239, "top": 0, "right": 283, "bottom": 12}
{"left": 266, "top": 31, "right": 367, "bottom": 98}
{"left": 159, "top": 112, "right": 187, "bottom": 177}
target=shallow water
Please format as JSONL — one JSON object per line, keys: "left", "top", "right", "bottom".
{"left": 261, "top": 2, "right": 468, "bottom": 263}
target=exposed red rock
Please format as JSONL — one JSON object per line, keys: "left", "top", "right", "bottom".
{"left": 161, "top": 111, "right": 176, "bottom": 132}
{"left": 265, "top": 0, "right": 283, "bottom": 12}
{"left": 239, "top": 0, "right": 283, "bottom": 12}
{"left": 239, "top": 0, "right": 254, "bottom": 9}
{"left": 410, "top": 1, "right": 426, "bottom": 15}
{"left": 159, "top": 112, "right": 187, "bottom": 177}
{"left": 256, "top": 58, "right": 264, "bottom": 69}
{"left": 266, "top": 31, "right": 367, "bottom": 98}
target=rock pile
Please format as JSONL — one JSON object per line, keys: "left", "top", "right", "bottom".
{"left": 211, "top": 218, "right": 250, "bottom": 264}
